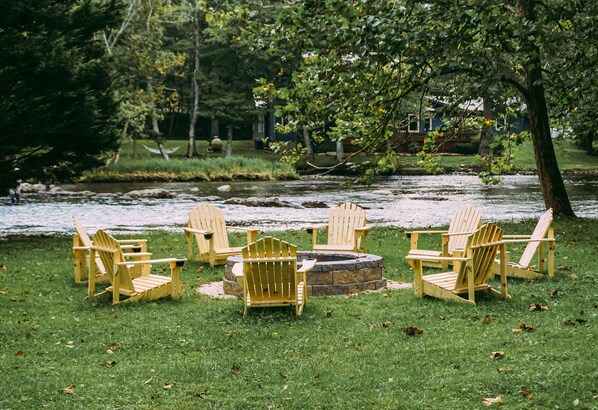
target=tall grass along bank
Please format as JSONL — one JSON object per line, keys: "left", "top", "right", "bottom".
{"left": 81, "top": 156, "right": 298, "bottom": 182}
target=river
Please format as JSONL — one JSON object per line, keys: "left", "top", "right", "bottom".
{"left": 1, "top": 174, "right": 597, "bottom": 235}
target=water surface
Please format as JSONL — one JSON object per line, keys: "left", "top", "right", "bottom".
{"left": 1, "top": 175, "right": 596, "bottom": 235}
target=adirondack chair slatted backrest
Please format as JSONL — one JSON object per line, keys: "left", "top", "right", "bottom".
{"left": 243, "top": 237, "right": 297, "bottom": 304}
{"left": 328, "top": 202, "right": 366, "bottom": 248}
{"left": 92, "top": 230, "right": 136, "bottom": 292}
{"left": 518, "top": 209, "right": 553, "bottom": 267}
{"left": 447, "top": 207, "right": 482, "bottom": 254}
{"left": 188, "top": 204, "right": 230, "bottom": 250}
{"left": 72, "top": 217, "right": 93, "bottom": 248}
{"left": 454, "top": 223, "right": 503, "bottom": 291}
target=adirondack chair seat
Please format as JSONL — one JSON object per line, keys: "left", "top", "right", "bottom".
{"left": 492, "top": 209, "right": 555, "bottom": 279}
{"left": 406, "top": 223, "right": 509, "bottom": 305}
{"left": 407, "top": 207, "right": 482, "bottom": 269}
{"left": 90, "top": 231, "right": 186, "bottom": 304}
{"left": 184, "top": 205, "right": 260, "bottom": 266}
{"left": 307, "top": 202, "right": 371, "bottom": 253}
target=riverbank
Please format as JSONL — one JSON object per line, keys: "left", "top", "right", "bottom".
{"left": 76, "top": 139, "right": 597, "bottom": 183}
{"left": 0, "top": 221, "right": 596, "bottom": 408}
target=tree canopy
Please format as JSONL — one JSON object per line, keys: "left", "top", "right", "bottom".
{"left": 0, "top": 0, "right": 121, "bottom": 193}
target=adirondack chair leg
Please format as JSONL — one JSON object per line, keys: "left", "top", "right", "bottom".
{"left": 309, "top": 228, "right": 319, "bottom": 250}
{"left": 88, "top": 249, "right": 97, "bottom": 299}
{"left": 466, "top": 262, "right": 475, "bottom": 304}
{"left": 548, "top": 228, "right": 555, "bottom": 277}
{"left": 169, "top": 261, "right": 182, "bottom": 300}
{"left": 499, "top": 244, "right": 509, "bottom": 299}
{"left": 184, "top": 230, "right": 194, "bottom": 260}
{"left": 73, "top": 236, "right": 87, "bottom": 283}
{"left": 440, "top": 235, "right": 450, "bottom": 269}
{"left": 208, "top": 236, "right": 217, "bottom": 267}
{"left": 247, "top": 230, "right": 258, "bottom": 244}
{"left": 112, "top": 270, "right": 120, "bottom": 304}
{"left": 412, "top": 260, "right": 424, "bottom": 298}
{"left": 410, "top": 232, "right": 419, "bottom": 251}
{"left": 538, "top": 241, "right": 545, "bottom": 273}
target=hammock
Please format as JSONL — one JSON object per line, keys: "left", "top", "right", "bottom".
{"left": 143, "top": 144, "right": 180, "bottom": 155}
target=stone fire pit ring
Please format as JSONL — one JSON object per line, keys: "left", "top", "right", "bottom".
{"left": 223, "top": 251, "right": 385, "bottom": 297}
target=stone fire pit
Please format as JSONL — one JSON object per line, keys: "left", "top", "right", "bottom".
{"left": 223, "top": 251, "right": 385, "bottom": 297}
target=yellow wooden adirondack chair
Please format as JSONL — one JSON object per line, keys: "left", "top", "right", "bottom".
{"left": 493, "top": 208, "right": 555, "bottom": 279}
{"left": 89, "top": 230, "right": 185, "bottom": 304}
{"left": 232, "top": 237, "right": 316, "bottom": 316}
{"left": 406, "top": 206, "right": 482, "bottom": 268}
{"left": 305, "top": 202, "right": 371, "bottom": 252}
{"left": 183, "top": 204, "right": 260, "bottom": 266}
{"left": 406, "top": 223, "right": 509, "bottom": 305}
{"left": 71, "top": 216, "right": 150, "bottom": 284}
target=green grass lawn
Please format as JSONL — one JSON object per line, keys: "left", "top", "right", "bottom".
{"left": 1, "top": 219, "right": 596, "bottom": 409}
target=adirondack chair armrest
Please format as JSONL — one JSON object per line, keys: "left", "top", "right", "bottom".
{"left": 298, "top": 258, "right": 317, "bottom": 273}
{"left": 305, "top": 224, "right": 328, "bottom": 234}
{"left": 117, "top": 257, "right": 186, "bottom": 266}
{"left": 503, "top": 234, "right": 532, "bottom": 239}
{"left": 90, "top": 245, "right": 119, "bottom": 253}
{"left": 355, "top": 225, "right": 372, "bottom": 233}
{"left": 117, "top": 239, "right": 148, "bottom": 244}
{"left": 405, "top": 229, "right": 447, "bottom": 238}
{"left": 501, "top": 238, "right": 556, "bottom": 244}
{"left": 122, "top": 251, "right": 152, "bottom": 258}
{"left": 405, "top": 254, "right": 470, "bottom": 262}
{"left": 72, "top": 245, "right": 90, "bottom": 250}
{"left": 441, "top": 230, "right": 477, "bottom": 238}
{"left": 183, "top": 227, "right": 214, "bottom": 239}
{"left": 225, "top": 226, "right": 260, "bottom": 233}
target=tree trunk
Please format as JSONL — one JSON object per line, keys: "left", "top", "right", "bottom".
{"left": 186, "top": 8, "right": 202, "bottom": 158}
{"left": 520, "top": 1, "right": 574, "bottom": 216}
{"left": 303, "top": 126, "right": 314, "bottom": 161}
{"left": 586, "top": 130, "right": 596, "bottom": 156}
{"left": 479, "top": 98, "right": 494, "bottom": 158}
{"left": 336, "top": 138, "right": 344, "bottom": 162}
{"left": 226, "top": 125, "right": 233, "bottom": 157}
{"left": 152, "top": 116, "right": 169, "bottom": 160}
{"left": 146, "top": 78, "right": 169, "bottom": 160}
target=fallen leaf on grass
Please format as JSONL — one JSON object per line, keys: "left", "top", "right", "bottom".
{"left": 164, "top": 383, "right": 174, "bottom": 389}
{"left": 491, "top": 351, "right": 505, "bottom": 359}
{"left": 513, "top": 323, "right": 536, "bottom": 332}
{"left": 550, "top": 289, "right": 558, "bottom": 298}
{"left": 381, "top": 321, "right": 390, "bottom": 328}
{"left": 0, "top": 290, "right": 7, "bottom": 296}
{"left": 197, "top": 267, "right": 203, "bottom": 273}
{"left": 230, "top": 364, "right": 241, "bottom": 374}
{"left": 521, "top": 387, "right": 533, "bottom": 398}
{"left": 0, "top": 264, "right": 7, "bottom": 270}
{"left": 108, "top": 343, "right": 118, "bottom": 351}
{"left": 325, "top": 308, "right": 334, "bottom": 318}
{"left": 354, "top": 343, "right": 361, "bottom": 350}
{"left": 483, "top": 315, "right": 492, "bottom": 324}
{"left": 103, "top": 360, "right": 117, "bottom": 368}
{"left": 282, "top": 385, "right": 288, "bottom": 391}
{"left": 482, "top": 396, "right": 504, "bottom": 406}
{"left": 402, "top": 326, "right": 423, "bottom": 336}
{"left": 557, "top": 264, "right": 571, "bottom": 271}
{"left": 17, "top": 351, "right": 24, "bottom": 357}
{"left": 192, "top": 391, "right": 207, "bottom": 399}
{"left": 529, "top": 303, "right": 549, "bottom": 311}
{"left": 61, "top": 385, "right": 76, "bottom": 394}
